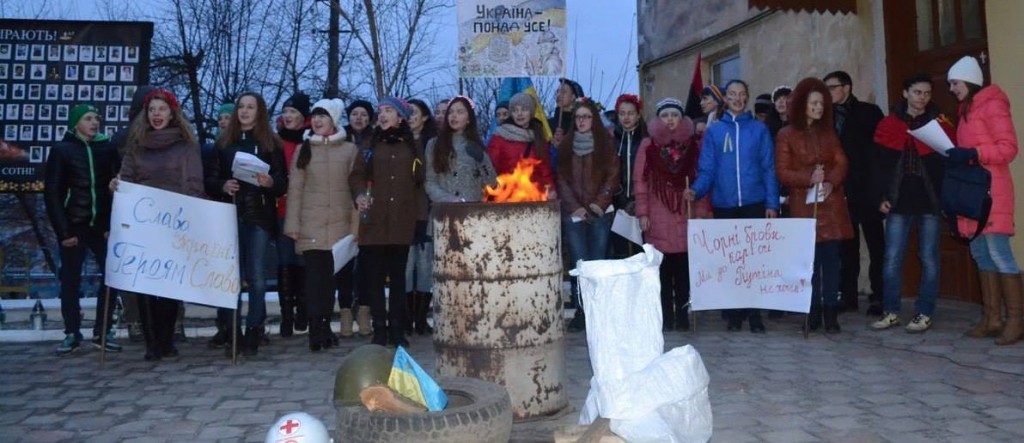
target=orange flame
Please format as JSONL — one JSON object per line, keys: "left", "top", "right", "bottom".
{"left": 485, "top": 158, "right": 548, "bottom": 203}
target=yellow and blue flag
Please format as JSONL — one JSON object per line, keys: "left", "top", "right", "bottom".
{"left": 387, "top": 346, "right": 448, "bottom": 411}
{"left": 499, "top": 77, "right": 553, "bottom": 142}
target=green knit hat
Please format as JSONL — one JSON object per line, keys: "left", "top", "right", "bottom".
{"left": 68, "top": 104, "right": 100, "bottom": 129}
{"left": 217, "top": 102, "right": 235, "bottom": 117}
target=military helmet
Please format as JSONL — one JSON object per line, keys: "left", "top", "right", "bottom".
{"left": 333, "top": 344, "right": 396, "bottom": 406}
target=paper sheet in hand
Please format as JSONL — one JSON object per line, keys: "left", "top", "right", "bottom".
{"left": 611, "top": 209, "right": 643, "bottom": 245}
{"left": 231, "top": 152, "right": 270, "bottom": 186}
{"left": 805, "top": 183, "right": 825, "bottom": 204}
{"left": 332, "top": 235, "right": 359, "bottom": 273}
{"left": 908, "top": 119, "right": 954, "bottom": 155}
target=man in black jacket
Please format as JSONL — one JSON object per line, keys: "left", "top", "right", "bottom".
{"left": 44, "top": 104, "right": 122, "bottom": 355}
{"left": 824, "top": 71, "right": 885, "bottom": 315}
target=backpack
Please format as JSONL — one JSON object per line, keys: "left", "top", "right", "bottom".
{"left": 940, "top": 158, "right": 992, "bottom": 242}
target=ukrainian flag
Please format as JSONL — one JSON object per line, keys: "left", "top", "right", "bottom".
{"left": 498, "top": 77, "right": 553, "bottom": 142}
{"left": 387, "top": 346, "right": 448, "bottom": 411}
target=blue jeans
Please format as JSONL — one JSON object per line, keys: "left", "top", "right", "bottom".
{"left": 969, "top": 234, "right": 1020, "bottom": 274}
{"left": 218, "top": 221, "right": 271, "bottom": 327}
{"left": 882, "top": 213, "right": 940, "bottom": 316}
{"left": 813, "top": 241, "right": 842, "bottom": 307}
{"left": 276, "top": 217, "right": 303, "bottom": 266}
{"left": 563, "top": 212, "right": 612, "bottom": 305}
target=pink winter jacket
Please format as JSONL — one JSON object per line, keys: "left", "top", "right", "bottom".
{"left": 633, "top": 117, "right": 712, "bottom": 254}
{"left": 956, "top": 85, "right": 1019, "bottom": 236}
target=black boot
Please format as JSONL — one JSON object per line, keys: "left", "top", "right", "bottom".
{"left": 726, "top": 310, "right": 743, "bottom": 332}
{"left": 805, "top": 299, "right": 822, "bottom": 332}
{"left": 207, "top": 321, "right": 229, "bottom": 348}
{"left": 242, "top": 326, "right": 262, "bottom": 356}
{"left": 749, "top": 310, "right": 766, "bottom": 333}
{"left": 824, "top": 306, "right": 841, "bottom": 334}
{"left": 308, "top": 318, "right": 322, "bottom": 352}
{"left": 371, "top": 326, "right": 388, "bottom": 346}
{"left": 415, "top": 293, "right": 434, "bottom": 335}
{"left": 290, "top": 265, "right": 308, "bottom": 332}
{"left": 390, "top": 324, "right": 410, "bottom": 348}
{"left": 568, "top": 308, "right": 586, "bottom": 333}
{"left": 405, "top": 292, "right": 417, "bottom": 335}
{"left": 321, "top": 317, "right": 337, "bottom": 348}
{"left": 224, "top": 327, "right": 243, "bottom": 358}
{"left": 140, "top": 301, "right": 161, "bottom": 361}
{"left": 278, "top": 266, "right": 294, "bottom": 338}
{"left": 675, "top": 306, "right": 690, "bottom": 332}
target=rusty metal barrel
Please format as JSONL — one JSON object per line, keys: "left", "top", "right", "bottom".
{"left": 432, "top": 200, "right": 567, "bottom": 420}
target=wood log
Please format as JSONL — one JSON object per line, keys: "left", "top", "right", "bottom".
{"left": 359, "top": 385, "right": 428, "bottom": 413}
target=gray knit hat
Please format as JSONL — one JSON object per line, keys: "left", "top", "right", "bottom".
{"left": 508, "top": 92, "right": 536, "bottom": 115}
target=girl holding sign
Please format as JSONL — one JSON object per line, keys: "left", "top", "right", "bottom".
{"left": 774, "top": 77, "right": 853, "bottom": 334}
{"left": 633, "top": 98, "right": 711, "bottom": 332}
{"left": 209, "top": 92, "right": 288, "bottom": 357}
{"left": 118, "top": 89, "right": 205, "bottom": 360}
{"left": 284, "top": 98, "right": 364, "bottom": 352}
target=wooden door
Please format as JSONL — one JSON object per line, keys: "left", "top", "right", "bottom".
{"left": 883, "top": 0, "right": 988, "bottom": 303}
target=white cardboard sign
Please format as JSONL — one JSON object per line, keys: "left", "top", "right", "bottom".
{"left": 105, "top": 181, "right": 240, "bottom": 309}
{"left": 688, "top": 218, "right": 815, "bottom": 313}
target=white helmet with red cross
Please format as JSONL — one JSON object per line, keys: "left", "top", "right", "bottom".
{"left": 265, "top": 412, "right": 332, "bottom": 443}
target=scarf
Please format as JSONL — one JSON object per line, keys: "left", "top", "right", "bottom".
{"left": 143, "top": 127, "right": 185, "bottom": 151}
{"left": 572, "top": 131, "right": 594, "bottom": 156}
{"left": 643, "top": 135, "right": 699, "bottom": 214}
{"left": 494, "top": 123, "right": 534, "bottom": 143}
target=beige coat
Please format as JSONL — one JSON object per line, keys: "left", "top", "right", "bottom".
{"left": 284, "top": 131, "right": 364, "bottom": 253}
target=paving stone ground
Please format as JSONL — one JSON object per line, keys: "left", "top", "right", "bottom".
{"left": 1, "top": 296, "right": 1023, "bottom": 442}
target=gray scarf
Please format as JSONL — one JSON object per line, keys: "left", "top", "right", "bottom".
{"left": 573, "top": 131, "right": 594, "bottom": 156}
{"left": 494, "top": 123, "right": 533, "bottom": 142}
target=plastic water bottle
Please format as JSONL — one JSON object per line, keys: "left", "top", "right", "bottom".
{"left": 360, "top": 181, "right": 373, "bottom": 222}
{"left": 30, "top": 300, "right": 46, "bottom": 330}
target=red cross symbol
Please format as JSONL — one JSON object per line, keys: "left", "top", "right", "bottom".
{"left": 279, "top": 419, "right": 300, "bottom": 435}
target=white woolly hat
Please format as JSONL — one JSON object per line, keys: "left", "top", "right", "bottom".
{"left": 311, "top": 98, "right": 346, "bottom": 128}
{"left": 947, "top": 56, "right": 983, "bottom": 86}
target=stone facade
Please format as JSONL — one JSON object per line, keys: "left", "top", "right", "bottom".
{"left": 637, "top": 0, "right": 885, "bottom": 117}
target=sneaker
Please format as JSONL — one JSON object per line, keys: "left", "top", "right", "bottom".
{"left": 905, "top": 314, "right": 932, "bottom": 333}
{"left": 871, "top": 312, "right": 900, "bottom": 330}
{"left": 91, "top": 330, "right": 123, "bottom": 352}
{"left": 56, "top": 334, "right": 81, "bottom": 355}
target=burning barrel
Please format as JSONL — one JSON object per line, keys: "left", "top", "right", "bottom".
{"left": 432, "top": 200, "right": 567, "bottom": 420}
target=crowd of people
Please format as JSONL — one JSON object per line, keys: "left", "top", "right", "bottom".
{"left": 41, "top": 54, "right": 1022, "bottom": 361}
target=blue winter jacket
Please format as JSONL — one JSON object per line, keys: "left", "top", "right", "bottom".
{"left": 691, "top": 110, "right": 780, "bottom": 211}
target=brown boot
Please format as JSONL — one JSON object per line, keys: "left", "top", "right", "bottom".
{"left": 996, "top": 273, "right": 1023, "bottom": 345}
{"left": 356, "top": 305, "right": 373, "bottom": 336}
{"left": 338, "top": 308, "right": 354, "bottom": 338}
{"left": 966, "top": 271, "right": 1003, "bottom": 337}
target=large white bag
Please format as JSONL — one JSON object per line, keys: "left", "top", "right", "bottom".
{"left": 571, "top": 244, "right": 713, "bottom": 443}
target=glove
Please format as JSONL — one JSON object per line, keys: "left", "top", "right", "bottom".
{"left": 412, "top": 220, "right": 430, "bottom": 244}
{"left": 945, "top": 147, "right": 978, "bottom": 164}
{"left": 464, "top": 143, "right": 485, "bottom": 162}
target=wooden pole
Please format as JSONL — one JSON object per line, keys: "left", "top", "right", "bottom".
{"left": 99, "top": 286, "right": 112, "bottom": 368}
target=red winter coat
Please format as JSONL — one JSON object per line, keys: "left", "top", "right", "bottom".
{"left": 486, "top": 125, "right": 555, "bottom": 189}
{"left": 633, "top": 117, "right": 711, "bottom": 254}
{"left": 276, "top": 116, "right": 310, "bottom": 219}
{"left": 956, "top": 85, "right": 1019, "bottom": 236}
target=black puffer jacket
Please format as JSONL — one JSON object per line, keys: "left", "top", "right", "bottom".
{"left": 43, "top": 131, "right": 120, "bottom": 240}
{"left": 207, "top": 131, "right": 288, "bottom": 232}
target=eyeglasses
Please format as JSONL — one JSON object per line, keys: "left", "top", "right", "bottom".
{"left": 575, "top": 114, "right": 593, "bottom": 120}
{"left": 826, "top": 83, "right": 846, "bottom": 90}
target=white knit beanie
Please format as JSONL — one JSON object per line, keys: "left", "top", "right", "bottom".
{"left": 947, "top": 56, "right": 983, "bottom": 87}
{"left": 311, "top": 98, "right": 346, "bottom": 128}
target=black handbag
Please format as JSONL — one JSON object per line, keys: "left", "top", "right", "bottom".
{"left": 940, "top": 159, "right": 992, "bottom": 242}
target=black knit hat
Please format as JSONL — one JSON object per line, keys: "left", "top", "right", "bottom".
{"left": 282, "top": 92, "right": 311, "bottom": 117}
{"left": 346, "top": 99, "right": 376, "bottom": 121}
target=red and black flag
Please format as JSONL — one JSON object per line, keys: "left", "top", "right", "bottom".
{"left": 684, "top": 53, "right": 704, "bottom": 120}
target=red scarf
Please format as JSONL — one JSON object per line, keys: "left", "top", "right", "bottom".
{"left": 643, "top": 136, "right": 699, "bottom": 214}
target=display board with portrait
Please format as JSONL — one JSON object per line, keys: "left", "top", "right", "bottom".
{"left": 0, "top": 19, "right": 153, "bottom": 192}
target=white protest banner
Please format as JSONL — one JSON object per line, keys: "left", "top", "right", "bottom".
{"left": 688, "top": 218, "right": 815, "bottom": 313}
{"left": 457, "top": 0, "right": 567, "bottom": 77}
{"left": 105, "top": 181, "right": 239, "bottom": 309}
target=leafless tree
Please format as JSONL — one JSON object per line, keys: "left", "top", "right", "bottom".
{"left": 336, "top": 0, "right": 450, "bottom": 99}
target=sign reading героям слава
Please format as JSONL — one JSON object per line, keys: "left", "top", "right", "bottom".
{"left": 457, "top": 0, "right": 566, "bottom": 78}
{"left": 0, "top": 19, "right": 153, "bottom": 192}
